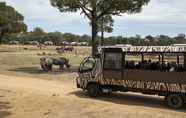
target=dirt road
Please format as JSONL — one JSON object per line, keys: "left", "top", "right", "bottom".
{"left": 0, "top": 74, "right": 186, "bottom": 118}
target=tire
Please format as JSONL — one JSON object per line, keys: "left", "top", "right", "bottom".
{"left": 167, "top": 94, "right": 184, "bottom": 109}
{"left": 87, "top": 83, "right": 100, "bottom": 97}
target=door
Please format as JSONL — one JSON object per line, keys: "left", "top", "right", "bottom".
{"left": 103, "top": 48, "right": 123, "bottom": 80}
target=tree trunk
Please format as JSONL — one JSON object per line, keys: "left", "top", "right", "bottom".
{"left": 0, "top": 31, "right": 4, "bottom": 45}
{"left": 101, "top": 31, "right": 104, "bottom": 46}
{"left": 100, "top": 18, "right": 104, "bottom": 46}
{"left": 91, "top": 16, "right": 98, "bottom": 57}
{"left": 101, "top": 29, "right": 104, "bottom": 46}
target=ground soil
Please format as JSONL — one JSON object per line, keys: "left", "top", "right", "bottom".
{"left": 0, "top": 74, "right": 186, "bottom": 118}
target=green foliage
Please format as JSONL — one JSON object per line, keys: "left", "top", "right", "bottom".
{"left": 32, "top": 27, "right": 45, "bottom": 35}
{"left": 0, "top": 2, "right": 27, "bottom": 44}
{"left": 3, "top": 30, "right": 186, "bottom": 47}
{"left": 97, "top": 15, "right": 113, "bottom": 33}
{"left": 50, "top": 0, "right": 150, "bottom": 55}
{"left": 50, "top": 0, "right": 150, "bottom": 17}
{"left": 2, "top": 31, "right": 91, "bottom": 46}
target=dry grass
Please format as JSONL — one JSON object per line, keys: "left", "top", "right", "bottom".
{"left": 0, "top": 45, "right": 91, "bottom": 80}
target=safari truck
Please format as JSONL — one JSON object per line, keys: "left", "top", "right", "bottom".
{"left": 76, "top": 46, "right": 186, "bottom": 108}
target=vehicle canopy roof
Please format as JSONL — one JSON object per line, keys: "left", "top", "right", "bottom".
{"left": 98, "top": 46, "right": 186, "bottom": 53}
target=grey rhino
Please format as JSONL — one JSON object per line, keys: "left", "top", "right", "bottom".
{"left": 40, "top": 57, "right": 70, "bottom": 71}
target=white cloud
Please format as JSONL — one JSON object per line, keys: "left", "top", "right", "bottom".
{"left": 2, "top": 0, "right": 186, "bottom": 36}
{"left": 4, "top": 0, "right": 87, "bottom": 30}
{"left": 112, "top": 0, "right": 186, "bottom": 36}
{"left": 115, "top": 0, "right": 186, "bottom": 24}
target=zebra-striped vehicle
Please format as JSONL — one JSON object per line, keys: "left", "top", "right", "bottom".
{"left": 76, "top": 46, "right": 186, "bottom": 109}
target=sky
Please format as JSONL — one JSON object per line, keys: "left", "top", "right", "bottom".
{"left": 2, "top": 0, "right": 186, "bottom": 37}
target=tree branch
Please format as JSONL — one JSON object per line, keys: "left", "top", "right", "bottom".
{"left": 78, "top": 1, "right": 92, "bottom": 20}
{"left": 96, "top": 5, "right": 112, "bottom": 20}
{"left": 79, "top": 6, "right": 91, "bottom": 19}
{"left": 79, "top": 1, "right": 92, "bottom": 13}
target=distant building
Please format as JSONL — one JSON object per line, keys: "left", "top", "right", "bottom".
{"left": 44, "top": 41, "right": 54, "bottom": 46}
{"left": 77, "top": 42, "right": 82, "bottom": 46}
{"left": 70, "top": 42, "right": 78, "bottom": 46}
{"left": 29, "top": 41, "right": 39, "bottom": 45}
{"left": 61, "top": 41, "right": 88, "bottom": 46}
{"left": 62, "top": 41, "right": 70, "bottom": 46}
{"left": 81, "top": 42, "right": 89, "bottom": 46}
{"left": 9, "top": 41, "right": 19, "bottom": 45}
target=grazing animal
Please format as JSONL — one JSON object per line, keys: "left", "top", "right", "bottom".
{"left": 40, "top": 57, "right": 70, "bottom": 71}
{"left": 56, "top": 47, "right": 64, "bottom": 54}
{"left": 56, "top": 46, "right": 74, "bottom": 54}
{"left": 64, "top": 47, "right": 74, "bottom": 52}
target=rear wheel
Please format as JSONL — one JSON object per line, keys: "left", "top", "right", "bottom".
{"left": 87, "top": 83, "right": 100, "bottom": 97}
{"left": 166, "top": 94, "right": 184, "bottom": 109}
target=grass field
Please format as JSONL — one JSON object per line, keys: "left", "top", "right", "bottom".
{"left": 0, "top": 45, "right": 91, "bottom": 80}
{"left": 0, "top": 45, "right": 183, "bottom": 79}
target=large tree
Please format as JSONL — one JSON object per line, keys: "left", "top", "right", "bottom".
{"left": 50, "top": 0, "right": 150, "bottom": 56}
{"left": 32, "top": 27, "right": 45, "bottom": 35}
{"left": 98, "top": 15, "right": 113, "bottom": 46}
{"left": 0, "top": 2, "right": 27, "bottom": 44}
{"left": 90, "top": 14, "right": 113, "bottom": 46}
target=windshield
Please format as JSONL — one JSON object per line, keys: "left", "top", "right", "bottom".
{"left": 79, "top": 57, "right": 96, "bottom": 73}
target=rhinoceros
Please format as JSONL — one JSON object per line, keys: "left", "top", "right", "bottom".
{"left": 40, "top": 57, "right": 70, "bottom": 71}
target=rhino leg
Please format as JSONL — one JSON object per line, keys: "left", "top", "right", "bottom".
{"left": 47, "top": 64, "right": 53, "bottom": 71}
{"left": 59, "top": 64, "right": 64, "bottom": 70}
{"left": 41, "top": 64, "right": 47, "bottom": 71}
{"left": 65, "top": 59, "right": 71, "bottom": 68}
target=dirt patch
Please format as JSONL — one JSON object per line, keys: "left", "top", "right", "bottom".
{"left": 0, "top": 74, "right": 186, "bottom": 118}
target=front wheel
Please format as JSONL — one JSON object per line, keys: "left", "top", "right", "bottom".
{"left": 166, "top": 94, "right": 184, "bottom": 109}
{"left": 87, "top": 83, "right": 101, "bottom": 97}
